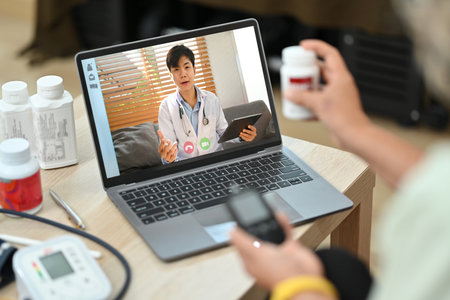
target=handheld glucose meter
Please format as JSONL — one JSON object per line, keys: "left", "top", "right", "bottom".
{"left": 12, "top": 235, "right": 111, "bottom": 300}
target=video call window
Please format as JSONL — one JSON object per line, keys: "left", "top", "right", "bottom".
{"left": 84, "top": 27, "right": 275, "bottom": 178}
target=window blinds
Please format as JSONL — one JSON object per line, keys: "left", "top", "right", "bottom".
{"left": 95, "top": 37, "right": 216, "bottom": 131}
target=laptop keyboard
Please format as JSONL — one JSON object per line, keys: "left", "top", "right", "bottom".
{"left": 119, "top": 152, "right": 313, "bottom": 225}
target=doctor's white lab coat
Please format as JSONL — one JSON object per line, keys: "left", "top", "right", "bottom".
{"left": 158, "top": 88, "right": 229, "bottom": 162}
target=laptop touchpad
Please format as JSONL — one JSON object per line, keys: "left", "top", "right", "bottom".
{"left": 194, "top": 205, "right": 236, "bottom": 243}
{"left": 264, "top": 192, "right": 303, "bottom": 222}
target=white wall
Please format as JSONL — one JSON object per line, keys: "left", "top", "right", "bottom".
{"left": 205, "top": 27, "right": 271, "bottom": 112}
{"left": 233, "top": 27, "right": 270, "bottom": 109}
{"left": 205, "top": 32, "right": 247, "bottom": 109}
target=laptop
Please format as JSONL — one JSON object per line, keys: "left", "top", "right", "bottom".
{"left": 75, "top": 19, "right": 353, "bottom": 261}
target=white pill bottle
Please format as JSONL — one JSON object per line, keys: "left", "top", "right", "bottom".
{"left": 281, "top": 46, "right": 319, "bottom": 120}
{"left": 30, "top": 75, "right": 78, "bottom": 169}
{"left": 0, "top": 81, "right": 36, "bottom": 156}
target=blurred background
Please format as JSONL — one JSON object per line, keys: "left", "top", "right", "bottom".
{"left": 1, "top": 0, "right": 450, "bottom": 275}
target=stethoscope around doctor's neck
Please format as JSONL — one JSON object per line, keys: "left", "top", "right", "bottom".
{"left": 177, "top": 101, "right": 209, "bottom": 137}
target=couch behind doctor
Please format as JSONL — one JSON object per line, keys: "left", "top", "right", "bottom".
{"left": 112, "top": 100, "right": 273, "bottom": 173}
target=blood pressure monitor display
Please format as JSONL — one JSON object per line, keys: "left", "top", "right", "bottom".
{"left": 40, "top": 251, "right": 74, "bottom": 280}
{"left": 13, "top": 235, "right": 111, "bottom": 300}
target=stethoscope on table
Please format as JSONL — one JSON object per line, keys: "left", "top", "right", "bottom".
{"left": 177, "top": 99, "right": 209, "bottom": 137}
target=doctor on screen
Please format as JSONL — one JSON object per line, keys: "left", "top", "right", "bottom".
{"left": 157, "top": 45, "right": 257, "bottom": 163}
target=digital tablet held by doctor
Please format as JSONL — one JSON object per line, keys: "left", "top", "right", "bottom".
{"left": 157, "top": 44, "right": 257, "bottom": 164}
{"left": 218, "top": 113, "right": 262, "bottom": 143}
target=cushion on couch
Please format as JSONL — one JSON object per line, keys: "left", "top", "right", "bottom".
{"left": 111, "top": 121, "right": 161, "bottom": 172}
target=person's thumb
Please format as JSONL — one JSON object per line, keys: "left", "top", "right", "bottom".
{"left": 284, "top": 88, "right": 320, "bottom": 111}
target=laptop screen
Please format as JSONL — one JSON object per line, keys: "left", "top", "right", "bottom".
{"left": 76, "top": 19, "right": 281, "bottom": 187}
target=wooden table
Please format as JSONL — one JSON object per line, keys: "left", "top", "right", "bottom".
{"left": 0, "top": 96, "right": 375, "bottom": 300}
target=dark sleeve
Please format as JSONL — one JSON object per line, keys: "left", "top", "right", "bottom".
{"left": 316, "top": 247, "right": 373, "bottom": 300}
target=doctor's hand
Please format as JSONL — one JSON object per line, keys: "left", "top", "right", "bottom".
{"left": 230, "top": 213, "right": 326, "bottom": 292}
{"left": 158, "top": 130, "right": 178, "bottom": 163}
{"left": 239, "top": 125, "right": 257, "bottom": 142}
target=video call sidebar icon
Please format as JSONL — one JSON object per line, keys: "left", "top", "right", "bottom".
{"left": 87, "top": 64, "right": 98, "bottom": 89}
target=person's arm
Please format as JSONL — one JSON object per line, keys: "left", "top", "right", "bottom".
{"left": 284, "top": 39, "right": 424, "bottom": 188}
{"left": 341, "top": 125, "right": 423, "bottom": 188}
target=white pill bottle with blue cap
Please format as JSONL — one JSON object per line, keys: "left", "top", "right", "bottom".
{"left": 281, "top": 46, "right": 319, "bottom": 120}
{"left": 30, "top": 75, "right": 78, "bottom": 169}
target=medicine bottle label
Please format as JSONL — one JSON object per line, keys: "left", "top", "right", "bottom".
{"left": 289, "top": 77, "right": 313, "bottom": 89}
{"left": 0, "top": 110, "right": 36, "bottom": 155}
{"left": 281, "top": 74, "right": 316, "bottom": 120}
{"left": 0, "top": 171, "right": 42, "bottom": 212}
{"left": 33, "top": 105, "right": 77, "bottom": 168}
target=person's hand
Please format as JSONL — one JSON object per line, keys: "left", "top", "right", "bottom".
{"left": 230, "top": 213, "right": 325, "bottom": 291}
{"left": 157, "top": 130, "right": 178, "bottom": 163}
{"left": 284, "top": 39, "right": 372, "bottom": 150}
{"left": 239, "top": 125, "right": 257, "bottom": 142}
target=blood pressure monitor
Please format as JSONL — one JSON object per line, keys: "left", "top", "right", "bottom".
{"left": 13, "top": 235, "right": 111, "bottom": 300}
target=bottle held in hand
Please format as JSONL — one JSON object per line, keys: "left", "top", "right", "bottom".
{"left": 281, "top": 46, "right": 319, "bottom": 120}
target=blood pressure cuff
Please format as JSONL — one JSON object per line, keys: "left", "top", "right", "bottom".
{"left": 0, "top": 239, "right": 17, "bottom": 288}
